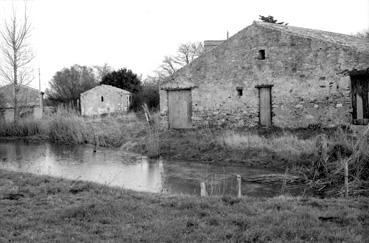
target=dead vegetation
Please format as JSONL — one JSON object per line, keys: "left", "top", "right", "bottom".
{"left": 296, "top": 126, "right": 369, "bottom": 197}
{"left": 218, "top": 130, "right": 316, "bottom": 156}
{"left": 142, "top": 103, "right": 160, "bottom": 158}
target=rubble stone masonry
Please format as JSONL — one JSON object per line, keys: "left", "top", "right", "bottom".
{"left": 160, "top": 22, "right": 369, "bottom": 128}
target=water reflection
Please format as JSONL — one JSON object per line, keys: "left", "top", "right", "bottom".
{"left": 0, "top": 142, "right": 164, "bottom": 192}
{"left": 0, "top": 141, "right": 302, "bottom": 197}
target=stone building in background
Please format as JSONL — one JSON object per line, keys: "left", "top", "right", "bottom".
{"left": 160, "top": 21, "right": 369, "bottom": 129}
{"left": 0, "top": 84, "right": 43, "bottom": 123}
{"left": 80, "top": 84, "right": 131, "bottom": 116}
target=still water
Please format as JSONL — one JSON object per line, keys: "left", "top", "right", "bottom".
{"left": 0, "top": 140, "right": 302, "bottom": 197}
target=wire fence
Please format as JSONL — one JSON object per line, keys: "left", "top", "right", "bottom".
{"left": 201, "top": 173, "right": 242, "bottom": 197}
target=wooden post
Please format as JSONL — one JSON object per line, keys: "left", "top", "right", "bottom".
{"left": 200, "top": 182, "right": 207, "bottom": 197}
{"left": 93, "top": 131, "right": 98, "bottom": 153}
{"left": 344, "top": 159, "right": 349, "bottom": 198}
{"left": 237, "top": 174, "right": 242, "bottom": 198}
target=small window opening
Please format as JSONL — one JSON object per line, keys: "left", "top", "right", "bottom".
{"left": 101, "top": 96, "right": 104, "bottom": 102}
{"left": 258, "top": 50, "right": 265, "bottom": 60}
{"left": 236, "top": 87, "right": 243, "bottom": 97}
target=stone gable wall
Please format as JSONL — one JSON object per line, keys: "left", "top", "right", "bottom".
{"left": 81, "top": 87, "right": 130, "bottom": 116}
{"left": 160, "top": 24, "right": 369, "bottom": 128}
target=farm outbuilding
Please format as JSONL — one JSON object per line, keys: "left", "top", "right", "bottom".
{"left": 80, "top": 85, "right": 131, "bottom": 116}
{"left": 0, "top": 84, "right": 43, "bottom": 123}
{"left": 160, "top": 21, "right": 369, "bottom": 129}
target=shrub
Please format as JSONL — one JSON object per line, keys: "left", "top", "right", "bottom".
{"left": 0, "top": 119, "right": 45, "bottom": 137}
{"left": 48, "top": 109, "right": 87, "bottom": 144}
{"left": 93, "top": 120, "right": 125, "bottom": 147}
{"left": 130, "top": 84, "right": 159, "bottom": 111}
{"left": 141, "top": 104, "right": 160, "bottom": 158}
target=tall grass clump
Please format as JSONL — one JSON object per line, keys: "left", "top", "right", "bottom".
{"left": 91, "top": 118, "right": 125, "bottom": 147}
{"left": 48, "top": 108, "right": 87, "bottom": 144}
{"left": 218, "top": 131, "right": 316, "bottom": 156}
{"left": 303, "top": 126, "right": 369, "bottom": 197}
{"left": 0, "top": 119, "right": 45, "bottom": 137}
{"left": 142, "top": 104, "right": 160, "bottom": 158}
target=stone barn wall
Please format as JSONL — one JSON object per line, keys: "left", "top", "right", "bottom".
{"left": 0, "top": 84, "right": 44, "bottom": 123}
{"left": 81, "top": 85, "right": 131, "bottom": 116}
{"left": 0, "top": 109, "right": 14, "bottom": 123}
{"left": 0, "top": 107, "right": 43, "bottom": 123}
{"left": 160, "top": 22, "right": 369, "bottom": 128}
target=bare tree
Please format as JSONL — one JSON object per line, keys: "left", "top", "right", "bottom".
{"left": 160, "top": 56, "right": 177, "bottom": 77}
{"left": 155, "top": 42, "right": 204, "bottom": 82}
{"left": 0, "top": 5, "right": 34, "bottom": 121}
{"left": 93, "top": 63, "right": 113, "bottom": 82}
{"left": 46, "top": 65, "right": 98, "bottom": 106}
{"left": 174, "top": 42, "right": 204, "bottom": 66}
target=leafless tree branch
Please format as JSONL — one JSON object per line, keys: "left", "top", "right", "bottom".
{"left": 0, "top": 2, "right": 34, "bottom": 121}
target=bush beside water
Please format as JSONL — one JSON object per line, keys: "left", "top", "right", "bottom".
{"left": 0, "top": 119, "right": 46, "bottom": 137}
{"left": 0, "top": 107, "right": 144, "bottom": 147}
{"left": 48, "top": 112, "right": 87, "bottom": 144}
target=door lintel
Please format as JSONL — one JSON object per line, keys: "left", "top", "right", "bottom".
{"left": 255, "top": 84, "right": 274, "bottom": 89}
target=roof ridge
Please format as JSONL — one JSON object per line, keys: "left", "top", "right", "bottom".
{"left": 81, "top": 84, "right": 131, "bottom": 95}
{"left": 253, "top": 21, "right": 369, "bottom": 52}
{"left": 253, "top": 21, "right": 362, "bottom": 39}
{"left": 0, "top": 83, "right": 40, "bottom": 92}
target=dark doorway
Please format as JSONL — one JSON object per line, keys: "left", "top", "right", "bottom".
{"left": 256, "top": 84, "right": 273, "bottom": 127}
{"left": 351, "top": 73, "right": 369, "bottom": 125}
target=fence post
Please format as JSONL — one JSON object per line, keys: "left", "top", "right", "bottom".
{"left": 237, "top": 174, "right": 242, "bottom": 198}
{"left": 344, "top": 159, "right": 349, "bottom": 198}
{"left": 93, "top": 128, "right": 98, "bottom": 153}
{"left": 200, "top": 182, "right": 207, "bottom": 197}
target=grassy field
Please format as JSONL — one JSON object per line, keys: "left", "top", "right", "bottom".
{"left": 0, "top": 169, "right": 368, "bottom": 242}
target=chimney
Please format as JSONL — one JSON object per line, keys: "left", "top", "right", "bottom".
{"left": 203, "top": 40, "right": 224, "bottom": 52}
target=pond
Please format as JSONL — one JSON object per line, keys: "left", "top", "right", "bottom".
{"left": 0, "top": 140, "right": 305, "bottom": 197}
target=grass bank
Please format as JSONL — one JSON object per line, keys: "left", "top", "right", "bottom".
{"left": 0, "top": 109, "right": 148, "bottom": 149}
{"left": 1, "top": 110, "right": 368, "bottom": 196}
{"left": 0, "top": 110, "right": 365, "bottom": 172}
{"left": 0, "top": 169, "right": 368, "bottom": 242}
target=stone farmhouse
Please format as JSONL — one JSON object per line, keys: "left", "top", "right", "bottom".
{"left": 0, "top": 84, "right": 43, "bottom": 123}
{"left": 160, "top": 21, "right": 369, "bottom": 129}
{"left": 80, "top": 84, "right": 131, "bottom": 116}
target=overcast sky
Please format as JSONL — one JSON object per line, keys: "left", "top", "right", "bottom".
{"left": 0, "top": 0, "right": 368, "bottom": 90}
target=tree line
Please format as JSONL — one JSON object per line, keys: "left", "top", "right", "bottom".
{"left": 45, "top": 64, "right": 153, "bottom": 111}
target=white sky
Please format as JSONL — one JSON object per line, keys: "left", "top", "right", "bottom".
{"left": 0, "top": 0, "right": 368, "bottom": 90}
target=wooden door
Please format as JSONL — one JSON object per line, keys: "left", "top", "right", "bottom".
{"left": 259, "top": 87, "right": 272, "bottom": 127}
{"left": 168, "top": 90, "right": 192, "bottom": 129}
{"left": 351, "top": 75, "right": 369, "bottom": 124}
